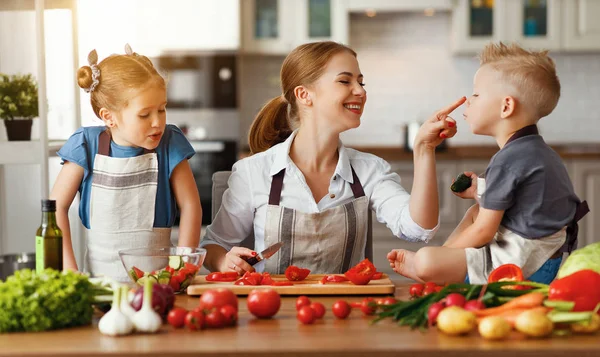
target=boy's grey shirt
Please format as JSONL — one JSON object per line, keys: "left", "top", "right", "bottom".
{"left": 481, "top": 134, "right": 580, "bottom": 238}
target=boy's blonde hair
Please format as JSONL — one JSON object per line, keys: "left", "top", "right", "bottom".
{"left": 479, "top": 42, "right": 560, "bottom": 119}
{"left": 76, "top": 48, "right": 165, "bottom": 119}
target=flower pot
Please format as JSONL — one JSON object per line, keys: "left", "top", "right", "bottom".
{"left": 3, "top": 119, "right": 33, "bottom": 141}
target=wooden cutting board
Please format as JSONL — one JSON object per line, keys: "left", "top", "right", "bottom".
{"left": 186, "top": 274, "right": 395, "bottom": 296}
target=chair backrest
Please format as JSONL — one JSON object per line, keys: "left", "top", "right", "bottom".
{"left": 211, "top": 171, "right": 373, "bottom": 260}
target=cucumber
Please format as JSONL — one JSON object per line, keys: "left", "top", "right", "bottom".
{"left": 137, "top": 274, "right": 158, "bottom": 286}
{"left": 158, "top": 270, "right": 171, "bottom": 284}
{"left": 450, "top": 173, "right": 472, "bottom": 193}
{"left": 168, "top": 255, "right": 183, "bottom": 270}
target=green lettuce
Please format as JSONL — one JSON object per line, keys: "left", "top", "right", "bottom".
{"left": 557, "top": 242, "right": 600, "bottom": 279}
{"left": 0, "top": 269, "right": 112, "bottom": 333}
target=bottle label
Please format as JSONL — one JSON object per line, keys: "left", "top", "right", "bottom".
{"left": 36, "top": 235, "right": 44, "bottom": 273}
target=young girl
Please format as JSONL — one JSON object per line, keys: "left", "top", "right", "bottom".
{"left": 51, "top": 45, "right": 202, "bottom": 282}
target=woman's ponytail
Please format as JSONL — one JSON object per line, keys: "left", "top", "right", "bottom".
{"left": 248, "top": 96, "right": 291, "bottom": 154}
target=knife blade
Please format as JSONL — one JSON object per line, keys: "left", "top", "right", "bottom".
{"left": 242, "top": 242, "right": 283, "bottom": 266}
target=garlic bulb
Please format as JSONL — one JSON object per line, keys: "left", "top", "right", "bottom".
{"left": 98, "top": 284, "right": 134, "bottom": 336}
{"left": 120, "top": 286, "right": 137, "bottom": 320}
{"left": 131, "top": 279, "right": 162, "bottom": 333}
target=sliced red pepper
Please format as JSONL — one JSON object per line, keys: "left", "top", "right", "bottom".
{"left": 372, "top": 272, "right": 383, "bottom": 280}
{"left": 488, "top": 264, "right": 527, "bottom": 290}
{"left": 319, "top": 275, "right": 349, "bottom": 284}
{"left": 344, "top": 258, "right": 377, "bottom": 285}
{"left": 285, "top": 266, "right": 311, "bottom": 281}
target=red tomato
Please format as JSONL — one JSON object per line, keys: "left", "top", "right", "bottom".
{"left": 198, "top": 288, "right": 239, "bottom": 311}
{"left": 296, "top": 296, "right": 311, "bottom": 311}
{"left": 376, "top": 297, "right": 397, "bottom": 306}
{"left": 422, "top": 285, "right": 437, "bottom": 296}
{"left": 360, "top": 297, "right": 377, "bottom": 316}
{"left": 167, "top": 307, "right": 188, "bottom": 328}
{"left": 219, "top": 305, "right": 238, "bottom": 326}
{"left": 310, "top": 302, "right": 326, "bottom": 319}
{"left": 319, "top": 275, "right": 349, "bottom": 284}
{"left": 372, "top": 272, "right": 383, "bottom": 280}
{"left": 184, "top": 310, "right": 205, "bottom": 330}
{"left": 247, "top": 288, "right": 281, "bottom": 319}
{"left": 260, "top": 273, "right": 274, "bottom": 285}
{"left": 332, "top": 300, "right": 352, "bottom": 319}
{"left": 205, "top": 308, "right": 226, "bottom": 329}
{"left": 409, "top": 283, "right": 424, "bottom": 297}
{"left": 285, "top": 265, "right": 311, "bottom": 281}
{"left": 424, "top": 282, "right": 437, "bottom": 290}
{"left": 344, "top": 258, "right": 377, "bottom": 285}
{"left": 297, "top": 305, "right": 316, "bottom": 325}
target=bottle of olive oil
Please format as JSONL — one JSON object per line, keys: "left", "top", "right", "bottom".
{"left": 36, "top": 199, "right": 63, "bottom": 272}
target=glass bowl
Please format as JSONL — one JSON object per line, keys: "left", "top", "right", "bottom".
{"left": 118, "top": 246, "right": 206, "bottom": 293}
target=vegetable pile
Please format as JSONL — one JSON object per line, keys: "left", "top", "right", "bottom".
{"left": 0, "top": 269, "right": 112, "bottom": 333}
{"left": 128, "top": 255, "right": 200, "bottom": 293}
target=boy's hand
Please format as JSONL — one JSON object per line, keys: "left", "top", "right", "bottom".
{"left": 452, "top": 171, "right": 478, "bottom": 199}
{"left": 414, "top": 96, "right": 466, "bottom": 150}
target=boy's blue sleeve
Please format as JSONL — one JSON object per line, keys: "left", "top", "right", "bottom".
{"left": 165, "top": 125, "right": 195, "bottom": 177}
{"left": 56, "top": 127, "right": 91, "bottom": 172}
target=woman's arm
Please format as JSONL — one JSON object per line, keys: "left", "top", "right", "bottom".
{"left": 410, "top": 97, "right": 466, "bottom": 229}
{"left": 49, "top": 161, "right": 84, "bottom": 271}
{"left": 170, "top": 160, "right": 202, "bottom": 248}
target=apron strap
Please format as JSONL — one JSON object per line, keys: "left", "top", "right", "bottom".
{"left": 97, "top": 129, "right": 155, "bottom": 157}
{"left": 268, "top": 165, "right": 366, "bottom": 206}
{"left": 560, "top": 200, "right": 590, "bottom": 254}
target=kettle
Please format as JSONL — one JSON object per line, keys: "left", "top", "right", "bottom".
{"left": 403, "top": 121, "right": 449, "bottom": 152}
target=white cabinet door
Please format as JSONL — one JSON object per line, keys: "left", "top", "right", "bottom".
{"left": 563, "top": 0, "right": 600, "bottom": 51}
{"left": 506, "top": 0, "right": 562, "bottom": 51}
{"left": 451, "top": 0, "right": 508, "bottom": 54}
{"left": 241, "top": 0, "right": 295, "bottom": 54}
{"left": 346, "top": 0, "right": 452, "bottom": 12}
{"left": 293, "top": 0, "right": 349, "bottom": 47}
{"left": 571, "top": 160, "right": 600, "bottom": 247}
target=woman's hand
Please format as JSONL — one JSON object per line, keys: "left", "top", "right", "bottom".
{"left": 221, "top": 247, "right": 256, "bottom": 274}
{"left": 414, "top": 97, "right": 466, "bottom": 151}
{"left": 452, "top": 171, "right": 478, "bottom": 200}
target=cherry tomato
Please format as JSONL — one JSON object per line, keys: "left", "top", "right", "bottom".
{"left": 205, "top": 308, "right": 226, "bottom": 329}
{"left": 422, "top": 285, "right": 437, "bottom": 296}
{"left": 332, "top": 300, "right": 352, "bottom": 319}
{"left": 376, "top": 297, "right": 397, "bottom": 306}
{"left": 184, "top": 310, "right": 205, "bottom": 330}
{"left": 296, "top": 296, "right": 311, "bottom": 311}
{"left": 247, "top": 288, "right": 281, "bottom": 319}
{"left": 167, "top": 307, "right": 188, "bottom": 328}
{"left": 409, "top": 283, "right": 424, "bottom": 297}
{"left": 297, "top": 305, "right": 316, "bottom": 325}
{"left": 360, "top": 297, "right": 377, "bottom": 316}
{"left": 198, "top": 288, "right": 239, "bottom": 311}
{"left": 310, "top": 302, "right": 326, "bottom": 319}
{"left": 219, "top": 304, "right": 238, "bottom": 326}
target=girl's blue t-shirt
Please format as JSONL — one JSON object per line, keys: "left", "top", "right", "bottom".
{"left": 57, "top": 124, "right": 195, "bottom": 229}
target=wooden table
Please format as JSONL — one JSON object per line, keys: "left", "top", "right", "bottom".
{"left": 1, "top": 284, "right": 599, "bottom": 357}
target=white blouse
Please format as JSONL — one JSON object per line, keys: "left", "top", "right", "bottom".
{"left": 201, "top": 131, "right": 439, "bottom": 263}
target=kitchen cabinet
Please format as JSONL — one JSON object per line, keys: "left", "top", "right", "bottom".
{"left": 241, "top": 0, "right": 349, "bottom": 55}
{"left": 346, "top": 0, "right": 452, "bottom": 12}
{"left": 135, "top": 0, "right": 240, "bottom": 56}
{"left": 452, "top": 0, "right": 600, "bottom": 53}
{"left": 571, "top": 160, "right": 600, "bottom": 248}
{"left": 562, "top": 0, "right": 600, "bottom": 51}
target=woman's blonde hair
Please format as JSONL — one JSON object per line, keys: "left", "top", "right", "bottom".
{"left": 76, "top": 47, "right": 165, "bottom": 118}
{"left": 248, "top": 41, "right": 357, "bottom": 154}
{"left": 479, "top": 42, "right": 560, "bottom": 119}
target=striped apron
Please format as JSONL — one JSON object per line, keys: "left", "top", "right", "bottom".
{"left": 85, "top": 130, "right": 171, "bottom": 282}
{"left": 263, "top": 166, "right": 369, "bottom": 274}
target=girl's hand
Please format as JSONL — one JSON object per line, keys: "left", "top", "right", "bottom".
{"left": 452, "top": 171, "right": 478, "bottom": 200}
{"left": 414, "top": 97, "right": 466, "bottom": 150}
{"left": 222, "top": 246, "right": 256, "bottom": 274}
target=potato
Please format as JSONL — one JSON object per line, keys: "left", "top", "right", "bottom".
{"left": 478, "top": 316, "right": 512, "bottom": 340}
{"left": 571, "top": 314, "right": 600, "bottom": 334}
{"left": 515, "top": 310, "right": 553, "bottom": 338}
{"left": 436, "top": 306, "right": 477, "bottom": 336}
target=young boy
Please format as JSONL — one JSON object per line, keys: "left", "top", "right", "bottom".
{"left": 388, "top": 42, "right": 589, "bottom": 284}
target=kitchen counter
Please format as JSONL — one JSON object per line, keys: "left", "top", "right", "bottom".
{"left": 1, "top": 284, "right": 599, "bottom": 357}
{"left": 239, "top": 144, "right": 600, "bottom": 162}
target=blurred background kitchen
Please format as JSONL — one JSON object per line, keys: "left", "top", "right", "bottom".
{"left": 0, "top": 0, "right": 599, "bottom": 278}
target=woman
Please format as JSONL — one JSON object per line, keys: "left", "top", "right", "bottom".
{"left": 201, "top": 41, "right": 464, "bottom": 274}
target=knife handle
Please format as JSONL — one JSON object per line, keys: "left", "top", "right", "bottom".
{"left": 242, "top": 255, "right": 261, "bottom": 266}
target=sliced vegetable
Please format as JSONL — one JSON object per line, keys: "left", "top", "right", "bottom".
{"left": 344, "top": 258, "right": 377, "bottom": 285}
{"left": 168, "top": 255, "right": 184, "bottom": 270}
{"left": 285, "top": 266, "right": 311, "bottom": 281}
{"left": 319, "top": 275, "right": 348, "bottom": 284}
{"left": 488, "top": 264, "right": 529, "bottom": 290}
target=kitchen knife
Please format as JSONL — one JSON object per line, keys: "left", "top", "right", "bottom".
{"left": 242, "top": 242, "right": 283, "bottom": 266}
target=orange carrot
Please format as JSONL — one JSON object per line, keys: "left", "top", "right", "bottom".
{"left": 476, "top": 306, "right": 549, "bottom": 327}
{"left": 474, "top": 292, "right": 546, "bottom": 317}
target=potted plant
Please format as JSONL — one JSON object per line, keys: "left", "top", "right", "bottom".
{"left": 0, "top": 73, "right": 39, "bottom": 141}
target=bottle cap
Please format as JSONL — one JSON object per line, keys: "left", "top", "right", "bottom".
{"left": 41, "top": 199, "right": 56, "bottom": 212}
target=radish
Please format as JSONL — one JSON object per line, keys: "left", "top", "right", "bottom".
{"left": 427, "top": 302, "right": 446, "bottom": 326}
{"left": 463, "top": 299, "right": 486, "bottom": 311}
{"left": 445, "top": 293, "right": 466, "bottom": 308}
